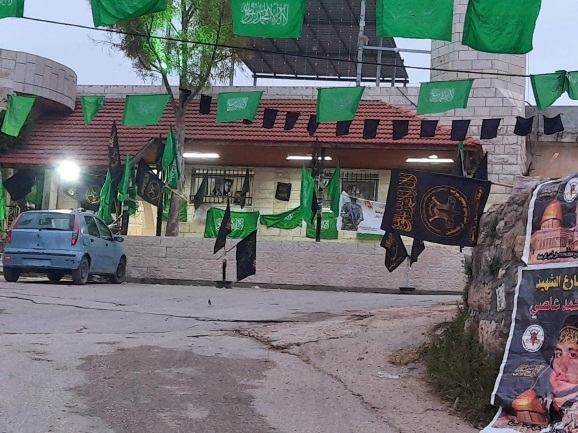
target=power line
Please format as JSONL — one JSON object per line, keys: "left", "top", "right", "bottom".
{"left": 23, "top": 16, "right": 533, "bottom": 80}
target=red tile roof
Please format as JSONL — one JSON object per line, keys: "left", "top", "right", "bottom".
{"left": 0, "top": 98, "right": 478, "bottom": 167}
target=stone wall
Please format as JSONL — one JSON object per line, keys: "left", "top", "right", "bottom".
{"left": 466, "top": 191, "right": 532, "bottom": 353}
{"left": 123, "top": 236, "right": 466, "bottom": 292}
{"left": 0, "top": 49, "right": 77, "bottom": 110}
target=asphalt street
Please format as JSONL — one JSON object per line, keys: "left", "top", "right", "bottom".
{"left": 0, "top": 278, "right": 461, "bottom": 433}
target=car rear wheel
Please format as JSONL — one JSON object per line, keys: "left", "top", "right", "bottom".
{"left": 3, "top": 267, "right": 21, "bottom": 282}
{"left": 109, "top": 257, "right": 126, "bottom": 284}
{"left": 72, "top": 257, "right": 89, "bottom": 285}
{"left": 47, "top": 271, "right": 64, "bottom": 283}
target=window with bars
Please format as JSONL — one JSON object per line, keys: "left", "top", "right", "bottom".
{"left": 322, "top": 171, "right": 379, "bottom": 206}
{"left": 190, "top": 168, "right": 254, "bottom": 206}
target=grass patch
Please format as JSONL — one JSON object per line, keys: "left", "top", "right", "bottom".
{"left": 423, "top": 308, "right": 502, "bottom": 427}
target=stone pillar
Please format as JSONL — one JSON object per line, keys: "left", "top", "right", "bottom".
{"left": 430, "top": 0, "right": 527, "bottom": 204}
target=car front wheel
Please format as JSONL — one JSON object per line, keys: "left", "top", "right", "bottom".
{"left": 3, "top": 267, "right": 21, "bottom": 282}
{"left": 109, "top": 257, "right": 126, "bottom": 284}
{"left": 72, "top": 257, "right": 89, "bottom": 285}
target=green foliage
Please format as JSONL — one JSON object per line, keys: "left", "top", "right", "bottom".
{"left": 0, "top": 108, "right": 35, "bottom": 154}
{"left": 423, "top": 308, "right": 502, "bottom": 427}
{"left": 487, "top": 255, "right": 502, "bottom": 277}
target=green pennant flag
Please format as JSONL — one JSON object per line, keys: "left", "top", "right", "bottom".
{"left": 1, "top": 95, "right": 35, "bottom": 137}
{"left": 162, "top": 127, "right": 177, "bottom": 172}
{"left": 0, "top": 0, "right": 24, "bottom": 19}
{"left": 566, "top": 72, "right": 578, "bottom": 101}
{"left": 216, "top": 91, "right": 263, "bottom": 123}
{"left": 122, "top": 94, "right": 170, "bottom": 126}
{"left": 417, "top": 80, "right": 473, "bottom": 115}
{"left": 97, "top": 170, "right": 113, "bottom": 225}
{"left": 91, "top": 0, "right": 167, "bottom": 27}
{"left": 326, "top": 163, "right": 340, "bottom": 215}
{"left": 166, "top": 157, "right": 179, "bottom": 189}
{"left": 530, "top": 71, "right": 568, "bottom": 111}
{"left": 231, "top": 0, "right": 306, "bottom": 38}
{"left": 81, "top": 96, "right": 105, "bottom": 125}
{"left": 259, "top": 206, "right": 302, "bottom": 230}
{"left": 376, "top": 0, "right": 453, "bottom": 42}
{"left": 0, "top": 167, "right": 6, "bottom": 223}
{"left": 300, "top": 165, "right": 315, "bottom": 223}
{"left": 462, "top": 0, "right": 541, "bottom": 54}
{"left": 317, "top": 87, "right": 365, "bottom": 122}
{"left": 306, "top": 212, "right": 338, "bottom": 240}
{"left": 204, "top": 207, "right": 259, "bottom": 239}
{"left": 117, "top": 155, "right": 131, "bottom": 202}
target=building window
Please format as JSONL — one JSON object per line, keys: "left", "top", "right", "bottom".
{"left": 322, "top": 171, "right": 379, "bottom": 207}
{"left": 190, "top": 168, "right": 254, "bottom": 206}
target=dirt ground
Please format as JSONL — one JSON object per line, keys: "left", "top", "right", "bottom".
{"left": 242, "top": 303, "right": 480, "bottom": 433}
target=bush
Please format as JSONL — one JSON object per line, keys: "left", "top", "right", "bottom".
{"left": 423, "top": 308, "right": 502, "bottom": 427}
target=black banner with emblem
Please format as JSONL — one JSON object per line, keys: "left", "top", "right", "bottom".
{"left": 483, "top": 265, "right": 578, "bottom": 433}
{"left": 63, "top": 182, "right": 103, "bottom": 211}
{"left": 381, "top": 169, "right": 491, "bottom": 247}
{"left": 136, "top": 160, "right": 164, "bottom": 207}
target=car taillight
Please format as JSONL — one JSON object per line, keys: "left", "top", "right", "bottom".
{"left": 6, "top": 213, "right": 23, "bottom": 244}
{"left": 71, "top": 215, "right": 80, "bottom": 246}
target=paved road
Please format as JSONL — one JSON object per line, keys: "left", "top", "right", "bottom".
{"left": 0, "top": 279, "right": 461, "bottom": 433}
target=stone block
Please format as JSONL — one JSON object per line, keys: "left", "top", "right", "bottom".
{"left": 478, "top": 320, "right": 509, "bottom": 353}
{"left": 125, "top": 246, "right": 167, "bottom": 258}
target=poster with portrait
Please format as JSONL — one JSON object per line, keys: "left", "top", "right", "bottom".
{"left": 483, "top": 265, "right": 578, "bottom": 433}
{"left": 522, "top": 173, "right": 578, "bottom": 267}
{"left": 337, "top": 192, "right": 385, "bottom": 236}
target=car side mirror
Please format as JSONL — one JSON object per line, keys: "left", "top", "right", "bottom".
{"left": 114, "top": 236, "right": 124, "bottom": 243}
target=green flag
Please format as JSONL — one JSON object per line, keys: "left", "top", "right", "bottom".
{"left": 162, "top": 195, "right": 187, "bottom": 222}
{"left": 530, "top": 71, "right": 568, "bottom": 111}
{"left": 231, "top": 0, "right": 306, "bottom": 38}
{"left": 117, "top": 155, "right": 131, "bottom": 202}
{"left": 166, "top": 157, "right": 179, "bottom": 189}
{"left": 122, "top": 94, "right": 170, "bottom": 126}
{"left": 376, "top": 0, "right": 453, "bottom": 42}
{"left": 300, "top": 165, "right": 315, "bottom": 223}
{"left": 216, "top": 91, "right": 263, "bottom": 123}
{"left": 91, "top": 0, "right": 167, "bottom": 27}
{"left": 326, "top": 163, "right": 340, "bottom": 215}
{"left": 0, "top": 168, "right": 6, "bottom": 223}
{"left": 162, "top": 127, "right": 177, "bottom": 172}
{"left": 306, "top": 212, "right": 338, "bottom": 240}
{"left": 259, "top": 206, "right": 302, "bottom": 230}
{"left": 81, "top": 96, "right": 105, "bottom": 125}
{"left": 417, "top": 80, "right": 473, "bottom": 115}
{"left": 97, "top": 170, "right": 113, "bottom": 225}
{"left": 316, "top": 87, "right": 365, "bottom": 122}
{"left": 566, "top": 72, "right": 578, "bottom": 101}
{"left": 462, "top": 0, "right": 541, "bottom": 54}
{"left": 1, "top": 95, "right": 35, "bottom": 137}
{"left": 0, "top": 0, "right": 24, "bottom": 19}
{"left": 204, "top": 207, "right": 259, "bottom": 239}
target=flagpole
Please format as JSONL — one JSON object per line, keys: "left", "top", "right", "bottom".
{"left": 315, "top": 147, "right": 325, "bottom": 242}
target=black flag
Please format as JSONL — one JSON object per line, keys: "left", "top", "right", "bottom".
{"left": 473, "top": 153, "right": 488, "bottom": 181}
{"left": 236, "top": 229, "right": 257, "bottom": 281}
{"left": 199, "top": 94, "right": 212, "bottom": 114}
{"left": 420, "top": 120, "right": 438, "bottom": 137}
{"left": 238, "top": 169, "right": 250, "bottom": 209}
{"left": 263, "top": 108, "right": 278, "bottom": 129}
{"left": 307, "top": 115, "right": 319, "bottom": 136}
{"left": 214, "top": 201, "right": 232, "bottom": 254}
{"left": 514, "top": 116, "right": 534, "bottom": 136}
{"left": 193, "top": 175, "right": 208, "bottom": 210}
{"left": 480, "top": 118, "right": 501, "bottom": 139}
{"left": 4, "top": 170, "right": 35, "bottom": 201}
{"left": 450, "top": 120, "right": 471, "bottom": 141}
{"left": 136, "top": 160, "right": 164, "bottom": 207}
{"left": 380, "top": 232, "right": 408, "bottom": 273}
{"left": 275, "top": 182, "right": 292, "bottom": 201}
{"left": 284, "top": 112, "right": 300, "bottom": 130}
{"left": 393, "top": 120, "right": 409, "bottom": 140}
{"left": 410, "top": 238, "right": 425, "bottom": 265}
{"left": 382, "top": 169, "right": 491, "bottom": 247}
{"left": 543, "top": 114, "right": 564, "bottom": 135}
{"left": 109, "top": 121, "right": 122, "bottom": 185}
{"left": 363, "top": 119, "right": 380, "bottom": 139}
{"left": 336, "top": 120, "right": 352, "bottom": 136}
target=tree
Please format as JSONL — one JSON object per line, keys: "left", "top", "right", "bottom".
{"left": 98, "top": 0, "right": 244, "bottom": 236}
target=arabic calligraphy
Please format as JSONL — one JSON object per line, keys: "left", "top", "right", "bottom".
{"left": 391, "top": 173, "right": 417, "bottom": 232}
{"left": 536, "top": 250, "right": 578, "bottom": 261}
{"left": 529, "top": 297, "right": 561, "bottom": 316}
{"left": 429, "top": 88, "right": 455, "bottom": 103}
{"left": 535, "top": 273, "right": 578, "bottom": 291}
{"left": 226, "top": 97, "right": 249, "bottom": 112}
{"left": 241, "top": 2, "right": 290, "bottom": 26}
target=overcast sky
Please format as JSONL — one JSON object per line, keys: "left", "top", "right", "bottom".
{"left": 0, "top": 0, "right": 576, "bottom": 104}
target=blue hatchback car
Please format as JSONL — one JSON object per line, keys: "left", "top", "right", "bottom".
{"left": 2, "top": 209, "right": 127, "bottom": 285}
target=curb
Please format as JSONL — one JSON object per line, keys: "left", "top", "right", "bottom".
{"left": 125, "top": 277, "right": 463, "bottom": 296}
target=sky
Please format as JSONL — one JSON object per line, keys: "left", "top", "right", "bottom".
{"left": 0, "top": 0, "right": 577, "bottom": 105}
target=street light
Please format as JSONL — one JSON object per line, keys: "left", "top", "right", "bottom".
{"left": 56, "top": 160, "right": 80, "bottom": 182}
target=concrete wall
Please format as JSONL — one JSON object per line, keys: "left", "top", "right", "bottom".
{"left": 0, "top": 49, "right": 77, "bottom": 111}
{"left": 122, "top": 236, "right": 466, "bottom": 292}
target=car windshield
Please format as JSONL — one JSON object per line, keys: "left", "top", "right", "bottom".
{"left": 15, "top": 213, "right": 74, "bottom": 231}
